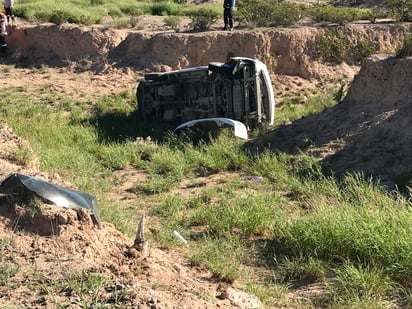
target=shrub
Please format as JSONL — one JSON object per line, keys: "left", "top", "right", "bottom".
{"left": 351, "top": 39, "right": 377, "bottom": 63}
{"left": 307, "top": 5, "right": 373, "bottom": 25}
{"left": 107, "top": 8, "right": 123, "bottom": 17}
{"left": 120, "top": 6, "right": 144, "bottom": 16}
{"left": 368, "top": 7, "right": 388, "bottom": 23}
{"left": 237, "top": 0, "right": 274, "bottom": 27}
{"left": 164, "top": 15, "right": 182, "bottom": 31}
{"left": 150, "top": 1, "right": 182, "bottom": 16}
{"left": 33, "top": 11, "right": 50, "bottom": 22}
{"left": 78, "top": 14, "right": 97, "bottom": 25}
{"left": 186, "top": 8, "right": 219, "bottom": 31}
{"left": 109, "top": 16, "right": 139, "bottom": 29}
{"left": 395, "top": 32, "right": 412, "bottom": 57}
{"left": 90, "top": 0, "right": 103, "bottom": 6}
{"left": 385, "top": 0, "right": 412, "bottom": 21}
{"left": 237, "top": 0, "right": 303, "bottom": 27}
{"left": 48, "top": 8, "right": 98, "bottom": 25}
{"left": 314, "top": 29, "right": 349, "bottom": 64}
{"left": 267, "top": 2, "right": 304, "bottom": 27}
{"left": 49, "top": 10, "right": 72, "bottom": 25}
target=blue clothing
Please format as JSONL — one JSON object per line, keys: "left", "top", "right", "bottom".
{"left": 223, "top": 0, "right": 235, "bottom": 9}
{"left": 223, "top": 0, "right": 235, "bottom": 29}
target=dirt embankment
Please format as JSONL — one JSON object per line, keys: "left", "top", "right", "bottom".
{"left": 0, "top": 125, "right": 263, "bottom": 308}
{"left": 4, "top": 22, "right": 408, "bottom": 81}
{"left": 251, "top": 54, "right": 412, "bottom": 184}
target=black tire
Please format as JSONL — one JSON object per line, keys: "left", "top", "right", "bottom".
{"left": 136, "top": 84, "right": 144, "bottom": 118}
{"left": 140, "top": 93, "right": 155, "bottom": 116}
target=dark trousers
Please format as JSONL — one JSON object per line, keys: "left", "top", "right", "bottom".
{"left": 223, "top": 8, "right": 233, "bottom": 28}
{"left": 0, "top": 35, "right": 7, "bottom": 52}
{"left": 4, "top": 7, "right": 14, "bottom": 23}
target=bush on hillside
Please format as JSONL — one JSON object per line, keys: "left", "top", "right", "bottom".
{"left": 33, "top": 11, "right": 50, "bottom": 22}
{"left": 120, "top": 6, "right": 145, "bottom": 16}
{"left": 186, "top": 8, "right": 219, "bottom": 31}
{"left": 307, "top": 5, "right": 373, "bottom": 25}
{"left": 385, "top": 0, "right": 412, "bottom": 21}
{"left": 90, "top": 0, "right": 103, "bottom": 6}
{"left": 48, "top": 9, "right": 98, "bottom": 25}
{"left": 368, "top": 7, "right": 389, "bottom": 23}
{"left": 236, "top": 0, "right": 272, "bottom": 27}
{"left": 314, "top": 29, "right": 349, "bottom": 64}
{"left": 78, "top": 14, "right": 97, "bottom": 25}
{"left": 108, "top": 16, "right": 139, "bottom": 29}
{"left": 351, "top": 39, "right": 377, "bottom": 63}
{"left": 237, "top": 0, "right": 303, "bottom": 27}
{"left": 150, "top": 1, "right": 183, "bottom": 16}
{"left": 268, "top": 2, "right": 304, "bottom": 27}
{"left": 395, "top": 32, "right": 412, "bottom": 57}
{"left": 49, "top": 10, "right": 73, "bottom": 25}
{"left": 164, "top": 15, "right": 182, "bottom": 31}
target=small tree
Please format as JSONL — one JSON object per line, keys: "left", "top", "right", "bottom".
{"left": 385, "top": 0, "right": 412, "bottom": 21}
{"left": 267, "top": 2, "right": 303, "bottom": 27}
{"left": 314, "top": 29, "right": 349, "bottom": 64}
{"left": 396, "top": 32, "right": 412, "bottom": 57}
{"left": 237, "top": 0, "right": 272, "bottom": 27}
{"left": 237, "top": 0, "right": 303, "bottom": 28}
{"left": 352, "top": 40, "right": 377, "bottom": 63}
{"left": 187, "top": 8, "right": 219, "bottom": 31}
{"left": 164, "top": 16, "right": 182, "bottom": 32}
{"left": 307, "top": 5, "right": 374, "bottom": 25}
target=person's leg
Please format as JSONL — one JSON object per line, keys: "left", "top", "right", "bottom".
{"left": 5, "top": 7, "right": 12, "bottom": 23}
{"left": 0, "top": 35, "right": 7, "bottom": 50}
{"left": 228, "top": 9, "right": 233, "bottom": 29}
{"left": 223, "top": 8, "right": 229, "bottom": 29}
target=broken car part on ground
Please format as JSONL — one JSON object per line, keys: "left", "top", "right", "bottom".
{"left": 0, "top": 173, "right": 100, "bottom": 225}
{"left": 175, "top": 117, "right": 249, "bottom": 140}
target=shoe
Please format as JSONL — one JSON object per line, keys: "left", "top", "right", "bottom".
{"left": 230, "top": 27, "right": 234, "bottom": 31}
{"left": 223, "top": 26, "right": 228, "bottom": 30}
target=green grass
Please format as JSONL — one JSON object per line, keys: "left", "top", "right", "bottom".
{"left": 15, "top": 0, "right": 157, "bottom": 24}
{"left": 188, "top": 236, "right": 248, "bottom": 282}
{"left": 2, "top": 68, "right": 412, "bottom": 307}
{"left": 13, "top": 0, "right": 220, "bottom": 26}
{"left": 12, "top": 0, "right": 392, "bottom": 29}
{"left": 0, "top": 263, "right": 19, "bottom": 286}
{"left": 276, "top": 92, "right": 337, "bottom": 125}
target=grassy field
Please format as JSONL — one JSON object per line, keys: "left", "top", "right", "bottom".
{"left": 13, "top": 0, "right": 221, "bottom": 27}
{"left": 1, "top": 64, "right": 412, "bottom": 307}
{"left": 11, "top": 0, "right": 389, "bottom": 30}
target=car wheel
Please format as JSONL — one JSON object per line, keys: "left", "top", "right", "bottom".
{"left": 140, "top": 93, "right": 155, "bottom": 116}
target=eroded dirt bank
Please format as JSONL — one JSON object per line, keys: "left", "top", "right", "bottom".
{"left": 5, "top": 22, "right": 408, "bottom": 80}
{"left": 251, "top": 54, "right": 412, "bottom": 184}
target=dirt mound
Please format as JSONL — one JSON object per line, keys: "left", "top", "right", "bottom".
{"left": 0, "top": 100, "right": 262, "bottom": 309}
{"left": 251, "top": 54, "right": 412, "bottom": 185}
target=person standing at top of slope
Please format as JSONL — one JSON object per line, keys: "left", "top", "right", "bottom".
{"left": 223, "top": 0, "right": 235, "bottom": 31}
{"left": 3, "top": 0, "right": 14, "bottom": 24}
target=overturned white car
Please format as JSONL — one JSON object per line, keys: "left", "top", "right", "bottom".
{"left": 136, "top": 57, "right": 275, "bottom": 130}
